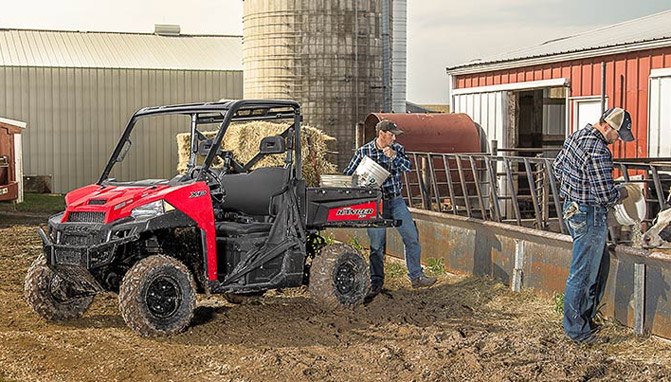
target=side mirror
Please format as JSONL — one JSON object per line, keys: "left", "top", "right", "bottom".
{"left": 259, "top": 136, "right": 286, "bottom": 155}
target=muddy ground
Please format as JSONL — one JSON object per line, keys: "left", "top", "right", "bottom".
{"left": 1, "top": 215, "right": 671, "bottom": 382}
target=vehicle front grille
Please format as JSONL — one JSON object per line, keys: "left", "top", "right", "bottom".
{"left": 67, "top": 212, "right": 105, "bottom": 223}
{"left": 61, "top": 235, "right": 90, "bottom": 246}
{"left": 54, "top": 249, "right": 83, "bottom": 266}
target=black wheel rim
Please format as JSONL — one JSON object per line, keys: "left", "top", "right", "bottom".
{"left": 146, "top": 276, "right": 182, "bottom": 318}
{"left": 48, "top": 275, "right": 72, "bottom": 303}
{"left": 335, "top": 261, "right": 357, "bottom": 295}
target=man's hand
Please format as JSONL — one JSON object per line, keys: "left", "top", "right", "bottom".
{"left": 382, "top": 147, "right": 396, "bottom": 159}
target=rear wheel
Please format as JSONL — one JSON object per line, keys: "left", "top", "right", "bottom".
{"left": 24, "top": 255, "right": 94, "bottom": 321}
{"left": 119, "top": 255, "right": 196, "bottom": 337}
{"left": 309, "top": 244, "right": 370, "bottom": 309}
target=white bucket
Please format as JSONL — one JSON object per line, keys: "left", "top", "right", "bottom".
{"left": 613, "top": 183, "right": 646, "bottom": 225}
{"left": 354, "top": 156, "right": 390, "bottom": 188}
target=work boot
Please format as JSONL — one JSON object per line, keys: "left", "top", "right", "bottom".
{"left": 367, "top": 283, "right": 383, "bottom": 299}
{"left": 411, "top": 275, "right": 437, "bottom": 289}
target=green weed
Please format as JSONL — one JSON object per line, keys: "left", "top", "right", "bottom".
{"left": 386, "top": 262, "right": 406, "bottom": 279}
{"left": 425, "top": 257, "right": 446, "bottom": 276}
{"left": 348, "top": 236, "right": 364, "bottom": 253}
{"left": 321, "top": 232, "right": 336, "bottom": 245}
{"left": 553, "top": 292, "right": 564, "bottom": 315}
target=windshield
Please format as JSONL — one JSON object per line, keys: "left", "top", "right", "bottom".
{"left": 105, "top": 113, "right": 223, "bottom": 184}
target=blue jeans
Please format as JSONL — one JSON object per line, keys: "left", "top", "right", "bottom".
{"left": 562, "top": 200, "right": 610, "bottom": 341}
{"left": 367, "top": 197, "right": 424, "bottom": 285}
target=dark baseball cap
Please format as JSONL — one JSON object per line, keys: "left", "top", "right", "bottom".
{"left": 602, "top": 107, "right": 634, "bottom": 142}
{"left": 375, "top": 120, "right": 404, "bottom": 135}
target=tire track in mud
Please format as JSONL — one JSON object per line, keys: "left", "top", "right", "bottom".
{"left": 1, "top": 223, "right": 671, "bottom": 382}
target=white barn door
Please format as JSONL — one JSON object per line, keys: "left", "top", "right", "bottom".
{"left": 649, "top": 69, "right": 671, "bottom": 158}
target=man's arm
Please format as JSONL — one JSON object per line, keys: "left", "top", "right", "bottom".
{"left": 587, "top": 151, "right": 619, "bottom": 205}
{"left": 552, "top": 145, "right": 566, "bottom": 180}
{"left": 391, "top": 144, "right": 412, "bottom": 172}
{"left": 343, "top": 148, "right": 363, "bottom": 176}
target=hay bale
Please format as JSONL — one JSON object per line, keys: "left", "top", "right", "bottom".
{"left": 176, "top": 121, "right": 337, "bottom": 186}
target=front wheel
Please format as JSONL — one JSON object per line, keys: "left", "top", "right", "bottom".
{"left": 24, "top": 255, "right": 94, "bottom": 321}
{"left": 309, "top": 244, "right": 370, "bottom": 309}
{"left": 118, "top": 255, "right": 196, "bottom": 337}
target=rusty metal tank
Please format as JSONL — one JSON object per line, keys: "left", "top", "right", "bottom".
{"left": 362, "top": 113, "right": 483, "bottom": 153}
{"left": 362, "top": 113, "right": 484, "bottom": 212}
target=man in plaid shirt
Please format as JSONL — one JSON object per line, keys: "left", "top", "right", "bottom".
{"left": 553, "top": 107, "right": 634, "bottom": 344}
{"left": 345, "top": 120, "right": 436, "bottom": 298}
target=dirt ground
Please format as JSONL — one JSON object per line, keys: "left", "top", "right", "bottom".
{"left": 2, "top": 216, "right": 671, "bottom": 382}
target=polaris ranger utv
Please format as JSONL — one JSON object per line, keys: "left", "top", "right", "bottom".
{"left": 25, "top": 100, "right": 391, "bottom": 336}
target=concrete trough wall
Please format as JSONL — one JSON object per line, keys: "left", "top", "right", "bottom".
{"left": 328, "top": 208, "right": 671, "bottom": 339}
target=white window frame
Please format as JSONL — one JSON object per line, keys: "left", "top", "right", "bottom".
{"left": 648, "top": 68, "right": 671, "bottom": 158}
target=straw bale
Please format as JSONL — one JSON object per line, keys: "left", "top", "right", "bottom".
{"left": 176, "top": 121, "right": 337, "bottom": 186}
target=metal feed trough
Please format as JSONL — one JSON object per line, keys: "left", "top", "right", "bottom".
{"left": 329, "top": 152, "right": 671, "bottom": 339}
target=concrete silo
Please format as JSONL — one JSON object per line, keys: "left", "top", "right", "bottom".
{"left": 242, "top": 0, "right": 384, "bottom": 169}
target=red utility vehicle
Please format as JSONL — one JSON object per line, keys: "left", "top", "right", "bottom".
{"left": 24, "top": 100, "right": 391, "bottom": 336}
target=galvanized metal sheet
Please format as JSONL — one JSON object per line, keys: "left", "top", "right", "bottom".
{"left": 0, "top": 67, "right": 243, "bottom": 193}
{"left": 448, "top": 10, "right": 671, "bottom": 70}
{"left": 0, "top": 29, "right": 242, "bottom": 71}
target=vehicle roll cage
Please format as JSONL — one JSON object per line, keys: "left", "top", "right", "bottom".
{"left": 97, "top": 100, "right": 303, "bottom": 185}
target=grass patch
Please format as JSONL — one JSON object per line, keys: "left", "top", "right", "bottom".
{"left": 347, "top": 236, "right": 364, "bottom": 253}
{"left": 386, "top": 262, "right": 406, "bottom": 279}
{"left": 425, "top": 257, "right": 446, "bottom": 276}
{"left": 319, "top": 232, "right": 336, "bottom": 246}
{"left": 0, "top": 193, "right": 65, "bottom": 214}
{"left": 553, "top": 292, "right": 564, "bottom": 315}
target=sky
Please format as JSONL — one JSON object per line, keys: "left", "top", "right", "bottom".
{"left": 1, "top": 0, "right": 670, "bottom": 104}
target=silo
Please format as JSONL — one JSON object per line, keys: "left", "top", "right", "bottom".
{"left": 391, "top": 0, "right": 407, "bottom": 113}
{"left": 242, "top": 0, "right": 384, "bottom": 169}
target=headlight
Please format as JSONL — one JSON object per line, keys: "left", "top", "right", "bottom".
{"left": 131, "top": 200, "right": 174, "bottom": 220}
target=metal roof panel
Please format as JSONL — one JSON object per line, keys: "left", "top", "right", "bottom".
{"left": 448, "top": 10, "right": 671, "bottom": 71}
{"left": 0, "top": 29, "right": 243, "bottom": 71}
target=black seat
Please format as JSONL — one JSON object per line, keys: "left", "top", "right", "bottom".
{"left": 221, "top": 167, "right": 290, "bottom": 217}
{"left": 215, "top": 221, "right": 273, "bottom": 237}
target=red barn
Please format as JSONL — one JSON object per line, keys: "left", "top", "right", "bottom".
{"left": 446, "top": 10, "right": 671, "bottom": 159}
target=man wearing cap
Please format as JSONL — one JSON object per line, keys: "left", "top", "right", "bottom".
{"left": 344, "top": 120, "right": 437, "bottom": 298}
{"left": 553, "top": 107, "right": 635, "bottom": 343}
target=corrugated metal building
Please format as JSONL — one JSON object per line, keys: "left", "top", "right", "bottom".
{"left": 446, "top": 10, "right": 671, "bottom": 159}
{"left": 0, "top": 28, "right": 243, "bottom": 193}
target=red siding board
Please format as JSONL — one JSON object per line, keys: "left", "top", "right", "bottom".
{"left": 452, "top": 47, "right": 671, "bottom": 159}
{"left": 581, "top": 62, "right": 593, "bottom": 95}
{"left": 591, "top": 61, "right": 602, "bottom": 97}
{"left": 572, "top": 65, "right": 583, "bottom": 96}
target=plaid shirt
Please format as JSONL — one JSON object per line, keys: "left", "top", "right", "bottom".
{"left": 552, "top": 124, "right": 619, "bottom": 206}
{"left": 344, "top": 140, "right": 412, "bottom": 200}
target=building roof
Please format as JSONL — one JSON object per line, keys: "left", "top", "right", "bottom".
{"left": 0, "top": 28, "right": 242, "bottom": 71}
{"left": 447, "top": 10, "right": 671, "bottom": 75}
{"left": 405, "top": 101, "right": 450, "bottom": 113}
